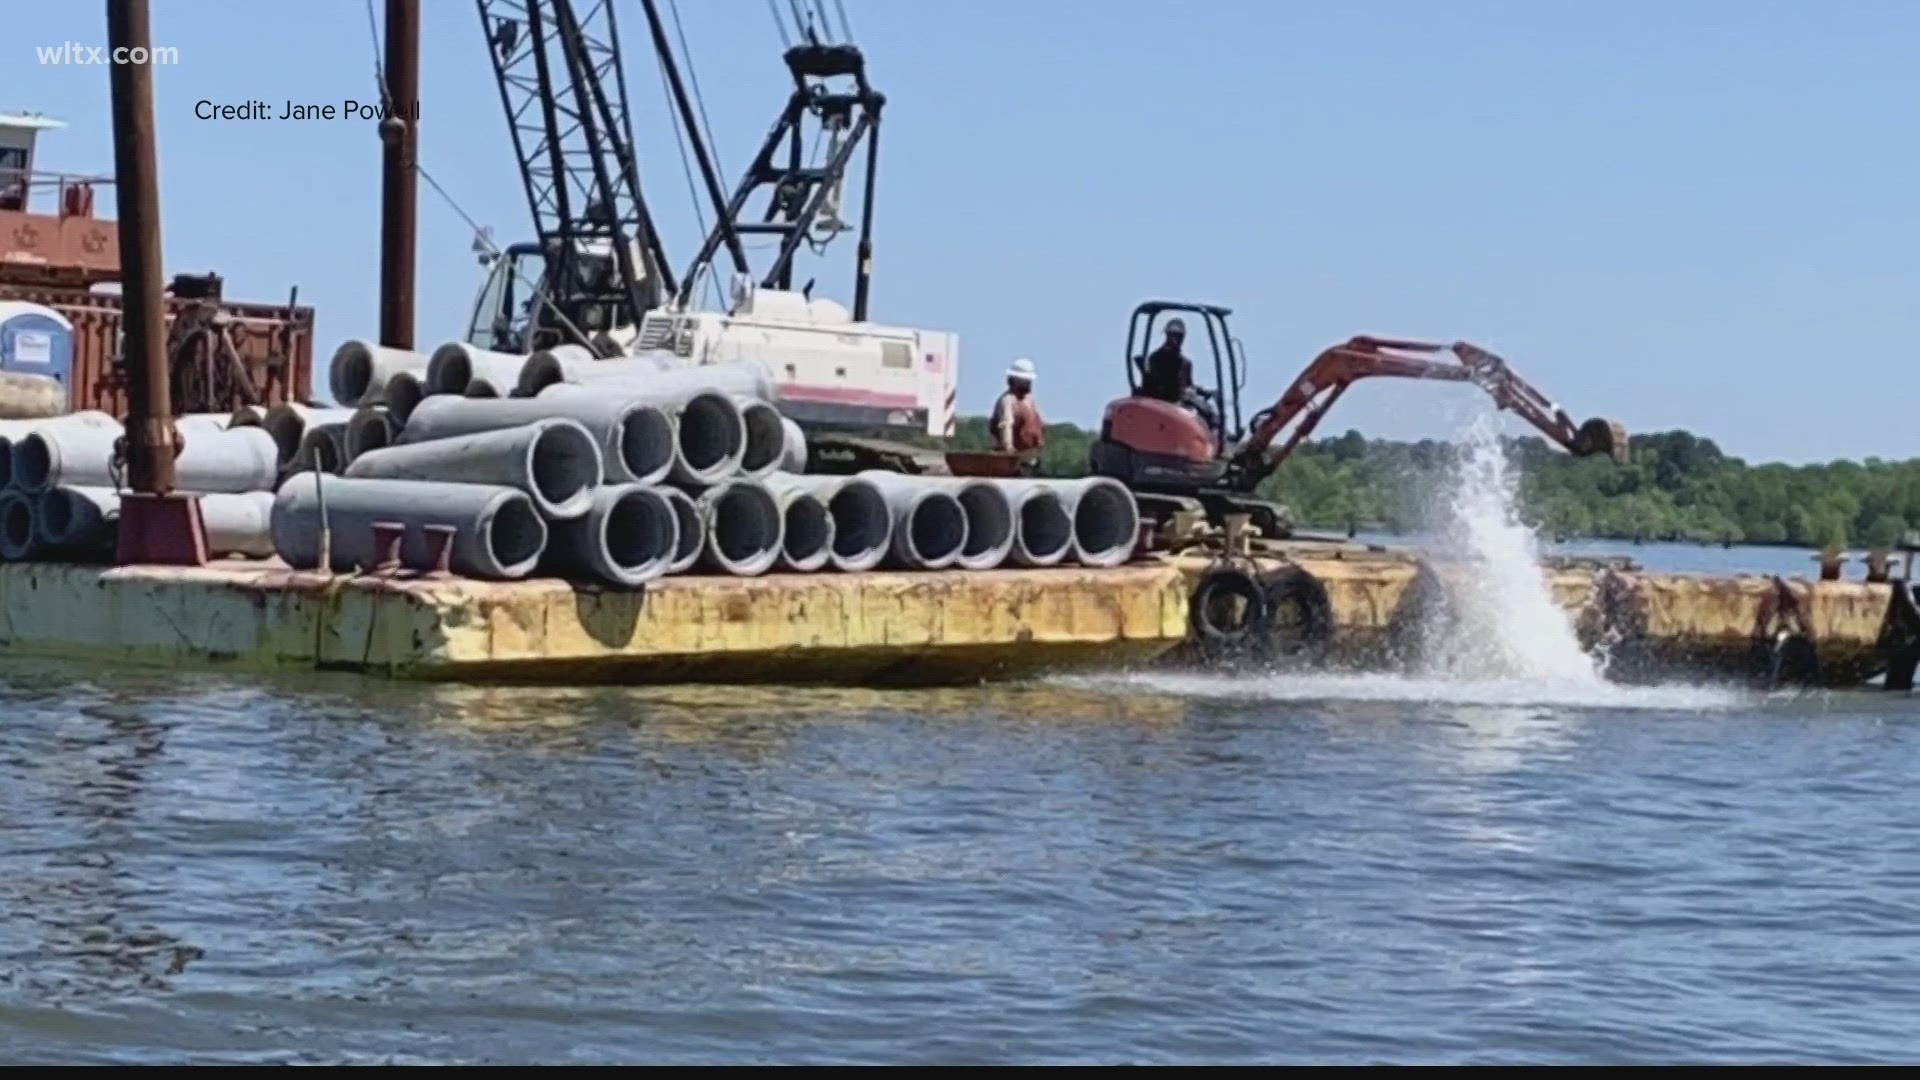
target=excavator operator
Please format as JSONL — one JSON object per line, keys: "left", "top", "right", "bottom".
{"left": 1139, "top": 319, "right": 1220, "bottom": 432}
{"left": 1140, "top": 319, "right": 1191, "bottom": 403}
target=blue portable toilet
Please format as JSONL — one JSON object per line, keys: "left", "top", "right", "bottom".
{"left": 0, "top": 300, "right": 75, "bottom": 407}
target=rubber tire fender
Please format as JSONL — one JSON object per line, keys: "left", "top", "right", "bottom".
{"left": 1190, "top": 565, "right": 1269, "bottom": 654}
{"left": 1261, "top": 564, "right": 1333, "bottom": 659}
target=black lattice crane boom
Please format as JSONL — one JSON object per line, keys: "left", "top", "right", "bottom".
{"left": 476, "top": 0, "right": 672, "bottom": 349}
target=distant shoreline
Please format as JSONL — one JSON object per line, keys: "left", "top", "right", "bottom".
{"left": 1313, "top": 523, "right": 1908, "bottom": 554}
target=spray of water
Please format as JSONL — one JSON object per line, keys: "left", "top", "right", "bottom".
{"left": 1065, "top": 412, "right": 1743, "bottom": 711}
{"left": 1416, "top": 415, "right": 1604, "bottom": 684}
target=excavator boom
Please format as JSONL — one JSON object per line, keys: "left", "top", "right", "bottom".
{"left": 1233, "top": 336, "right": 1626, "bottom": 487}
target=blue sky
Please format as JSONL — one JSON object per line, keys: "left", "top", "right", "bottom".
{"left": 15, "top": 1, "right": 1918, "bottom": 462}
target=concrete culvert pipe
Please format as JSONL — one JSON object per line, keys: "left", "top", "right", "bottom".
{"left": 547, "top": 384, "right": 747, "bottom": 486}
{"left": 16, "top": 424, "right": 278, "bottom": 495}
{"left": 344, "top": 405, "right": 400, "bottom": 462}
{"left": 200, "top": 490, "right": 278, "bottom": 557}
{"left": 855, "top": 470, "right": 970, "bottom": 570}
{"left": 513, "top": 343, "right": 604, "bottom": 397}
{"left": 538, "top": 358, "right": 780, "bottom": 402}
{"left": 696, "top": 478, "right": 784, "bottom": 577}
{"left": 263, "top": 404, "right": 355, "bottom": 468}
{"left": 0, "top": 489, "right": 38, "bottom": 560}
{"left": 273, "top": 475, "right": 547, "bottom": 579}
{"left": 329, "top": 339, "right": 432, "bottom": 407}
{"left": 779, "top": 416, "right": 808, "bottom": 473}
{"left": 1, "top": 414, "right": 121, "bottom": 492}
{"left": 174, "top": 412, "right": 234, "bottom": 433}
{"left": 548, "top": 483, "right": 679, "bottom": 587}
{"left": 664, "top": 391, "right": 745, "bottom": 486}
{"left": 35, "top": 485, "right": 118, "bottom": 547}
{"left": 294, "top": 422, "right": 348, "bottom": 475}
{"left": 1063, "top": 477, "right": 1141, "bottom": 567}
{"left": 383, "top": 370, "right": 426, "bottom": 424}
{"left": 777, "top": 492, "right": 833, "bottom": 572}
{"left": 936, "top": 478, "right": 1017, "bottom": 570}
{"left": 605, "top": 359, "right": 777, "bottom": 401}
{"left": 37, "top": 487, "right": 276, "bottom": 556}
{"left": 658, "top": 485, "right": 703, "bottom": 575}
{"left": 400, "top": 396, "right": 675, "bottom": 486}
{"left": 344, "top": 417, "right": 602, "bottom": 519}
{"left": 762, "top": 472, "right": 890, "bottom": 572}
{"left": 731, "top": 396, "right": 787, "bottom": 480}
{"left": 988, "top": 481, "right": 1074, "bottom": 567}
{"left": 750, "top": 475, "right": 835, "bottom": 573}
{"left": 0, "top": 411, "right": 119, "bottom": 441}
{"left": 427, "top": 341, "right": 526, "bottom": 397}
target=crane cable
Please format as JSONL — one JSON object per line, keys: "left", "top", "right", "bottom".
{"left": 661, "top": 0, "right": 730, "bottom": 308}
{"left": 653, "top": 60, "right": 723, "bottom": 310}
{"left": 766, "top": 0, "right": 792, "bottom": 47}
{"left": 667, "top": 0, "right": 726, "bottom": 184}
{"left": 361, "top": 0, "right": 392, "bottom": 111}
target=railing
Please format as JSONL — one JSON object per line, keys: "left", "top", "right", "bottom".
{"left": 0, "top": 167, "right": 114, "bottom": 217}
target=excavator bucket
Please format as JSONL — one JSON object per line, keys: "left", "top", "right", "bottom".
{"left": 1572, "top": 418, "right": 1630, "bottom": 463}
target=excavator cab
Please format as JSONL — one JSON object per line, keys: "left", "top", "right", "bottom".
{"left": 1092, "top": 300, "right": 1251, "bottom": 490}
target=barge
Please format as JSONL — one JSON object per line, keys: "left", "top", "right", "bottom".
{"left": 10, "top": 10, "right": 1915, "bottom": 697}
{"left": 5, "top": 542, "right": 1914, "bottom": 690}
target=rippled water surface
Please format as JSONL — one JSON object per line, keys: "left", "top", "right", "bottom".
{"left": 2, "top": 656, "right": 1917, "bottom": 1063}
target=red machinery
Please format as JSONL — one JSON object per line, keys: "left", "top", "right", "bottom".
{"left": 0, "top": 113, "right": 312, "bottom": 417}
{"left": 1089, "top": 300, "right": 1627, "bottom": 535}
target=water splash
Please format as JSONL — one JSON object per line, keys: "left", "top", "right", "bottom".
{"left": 1064, "top": 670, "right": 1743, "bottom": 712}
{"left": 1062, "top": 414, "right": 1746, "bottom": 712}
{"left": 1415, "top": 415, "right": 1603, "bottom": 683}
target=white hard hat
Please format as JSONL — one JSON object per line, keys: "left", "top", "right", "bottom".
{"left": 1006, "top": 357, "right": 1036, "bottom": 382}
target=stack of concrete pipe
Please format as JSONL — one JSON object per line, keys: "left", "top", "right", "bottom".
{"left": 271, "top": 338, "right": 1146, "bottom": 583}
{"left": 0, "top": 410, "right": 286, "bottom": 563}
{"left": 12, "top": 335, "right": 1147, "bottom": 580}
{"left": 270, "top": 348, "right": 805, "bottom": 583}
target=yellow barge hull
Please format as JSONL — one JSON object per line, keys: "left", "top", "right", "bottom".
{"left": 1180, "top": 546, "right": 1912, "bottom": 688}
{"left": 2, "top": 550, "right": 1910, "bottom": 688}
{"left": 0, "top": 561, "right": 1189, "bottom": 683}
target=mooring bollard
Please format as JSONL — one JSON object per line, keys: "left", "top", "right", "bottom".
{"left": 422, "top": 523, "right": 457, "bottom": 577}
{"left": 371, "top": 520, "right": 406, "bottom": 573}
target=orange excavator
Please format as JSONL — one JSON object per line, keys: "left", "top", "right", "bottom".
{"left": 1089, "top": 300, "right": 1627, "bottom": 537}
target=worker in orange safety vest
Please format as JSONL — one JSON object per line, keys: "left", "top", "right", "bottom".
{"left": 991, "top": 358, "right": 1045, "bottom": 454}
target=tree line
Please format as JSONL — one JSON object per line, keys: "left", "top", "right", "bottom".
{"left": 947, "top": 417, "right": 1920, "bottom": 548}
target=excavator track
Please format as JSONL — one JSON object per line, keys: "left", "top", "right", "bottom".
{"left": 1136, "top": 491, "right": 1296, "bottom": 540}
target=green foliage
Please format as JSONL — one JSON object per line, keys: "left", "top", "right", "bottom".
{"left": 943, "top": 417, "right": 1920, "bottom": 548}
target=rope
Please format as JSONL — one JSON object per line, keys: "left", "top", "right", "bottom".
{"left": 831, "top": 0, "right": 854, "bottom": 42}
